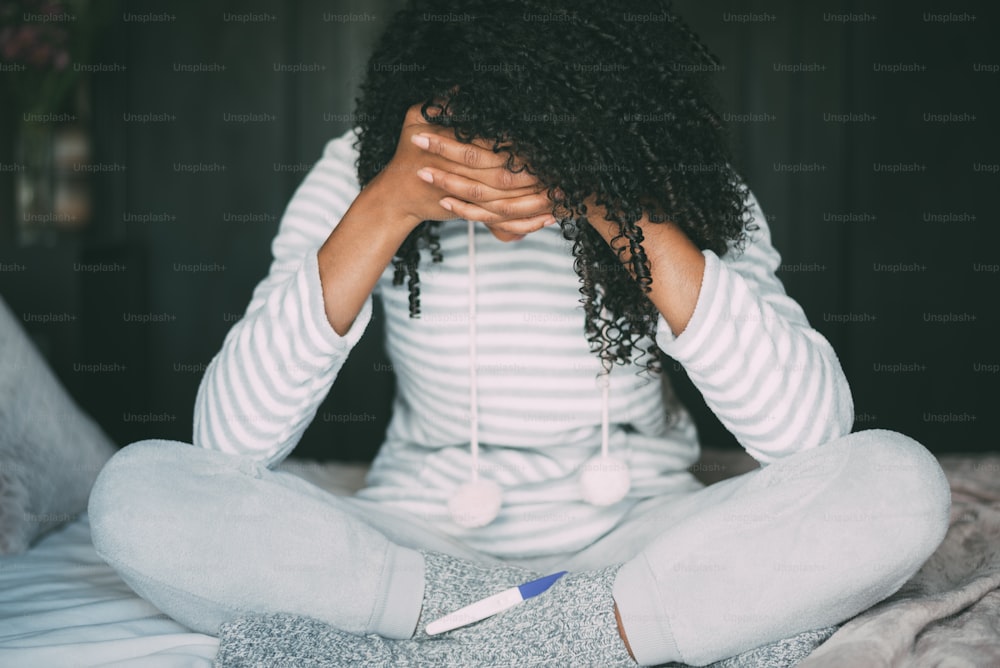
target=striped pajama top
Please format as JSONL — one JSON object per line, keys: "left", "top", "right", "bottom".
{"left": 193, "top": 129, "right": 854, "bottom": 559}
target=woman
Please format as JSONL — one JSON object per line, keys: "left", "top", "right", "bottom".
{"left": 89, "top": 1, "right": 950, "bottom": 665}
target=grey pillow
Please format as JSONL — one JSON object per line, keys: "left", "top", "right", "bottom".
{"left": 0, "top": 295, "right": 116, "bottom": 555}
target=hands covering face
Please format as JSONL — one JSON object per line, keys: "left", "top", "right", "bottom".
{"left": 382, "top": 103, "right": 560, "bottom": 242}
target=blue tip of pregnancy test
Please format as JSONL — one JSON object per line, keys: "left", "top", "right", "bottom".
{"left": 517, "top": 571, "right": 568, "bottom": 599}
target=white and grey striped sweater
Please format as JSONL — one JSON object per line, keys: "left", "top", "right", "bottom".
{"left": 193, "top": 130, "right": 854, "bottom": 558}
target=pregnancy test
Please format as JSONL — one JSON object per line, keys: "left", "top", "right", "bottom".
{"left": 425, "top": 571, "right": 568, "bottom": 635}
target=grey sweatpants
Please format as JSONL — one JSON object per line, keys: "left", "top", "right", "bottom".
{"left": 88, "top": 430, "right": 949, "bottom": 666}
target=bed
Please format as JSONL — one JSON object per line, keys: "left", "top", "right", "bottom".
{"left": 0, "top": 459, "right": 363, "bottom": 668}
{"left": 1, "top": 451, "right": 998, "bottom": 668}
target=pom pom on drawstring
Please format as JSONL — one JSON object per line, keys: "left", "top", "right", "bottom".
{"left": 449, "top": 478, "right": 503, "bottom": 528}
{"left": 579, "top": 455, "right": 630, "bottom": 506}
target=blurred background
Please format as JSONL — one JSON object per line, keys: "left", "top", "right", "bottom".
{"left": 0, "top": 0, "right": 996, "bottom": 461}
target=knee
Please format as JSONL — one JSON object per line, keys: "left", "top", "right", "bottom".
{"left": 88, "top": 439, "right": 196, "bottom": 560}
{"left": 87, "top": 441, "right": 175, "bottom": 557}
{"left": 846, "top": 429, "right": 951, "bottom": 562}
{"left": 88, "top": 440, "right": 270, "bottom": 561}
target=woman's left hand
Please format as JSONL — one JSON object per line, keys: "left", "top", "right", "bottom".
{"left": 411, "top": 130, "right": 561, "bottom": 241}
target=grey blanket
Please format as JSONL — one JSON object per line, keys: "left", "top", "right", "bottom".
{"left": 215, "top": 453, "right": 1000, "bottom": 667}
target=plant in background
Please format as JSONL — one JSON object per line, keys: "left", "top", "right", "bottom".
{"left": 0, "top": 0, "right": 112, "bottom": 244}
{"left": 0, "top": 0, "right": 97, "bottom": 116}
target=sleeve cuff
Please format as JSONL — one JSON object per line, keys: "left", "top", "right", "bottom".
{"left": 655, "top": 249, "right": 721, "bottom": 363}
{"left": 300, "top": 250, "right": 373, "bottom": 358}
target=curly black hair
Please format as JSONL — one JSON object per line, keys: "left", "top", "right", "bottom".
{"left": 354, "top": 0, "right": 752, "bottom": 374}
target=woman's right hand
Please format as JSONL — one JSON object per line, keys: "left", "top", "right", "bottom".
{"left": 369, "top": 103, "right": 558, "bottom": 241}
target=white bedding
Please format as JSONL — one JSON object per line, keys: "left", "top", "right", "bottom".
{"left": 0, "top": 512, "right": 219, "bottom": 667}
{"left": 0, "top": 459, "right": 369, "bottom": 668}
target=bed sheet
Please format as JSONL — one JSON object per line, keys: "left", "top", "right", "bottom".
{"left": 0, "top": 459, "right": 368, "bottom": 668}
{"left": 0, "top": 512, "right": 218, "bottom": 667}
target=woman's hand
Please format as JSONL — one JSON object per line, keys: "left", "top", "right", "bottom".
{"left": 372, "top": 103, "right": 558, "bottom": 241}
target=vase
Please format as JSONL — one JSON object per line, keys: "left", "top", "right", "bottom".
{"left": 15, "top": 118, "right": 58, "bottom": 246}
{"left": 14, "top": 116, "right": 91, "bottom": 246}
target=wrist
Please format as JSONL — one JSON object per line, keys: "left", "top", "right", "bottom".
{"left": 365, "top": 171, "right": 424, "bottom": 233}
{"left": 585, "top": 204, "right": 689, "bottom": 256}
{"left": 583, "top": 198, "right": 626, "bottom": 245}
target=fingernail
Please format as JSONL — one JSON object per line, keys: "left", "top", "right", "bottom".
{"left": 411, "top": 134, "right": 430, "bottom": 149}
{"left": 543, "top": 217, "right": 557, "bottom": 226}
{"left": 439, "top": 199, "right": 453, "bottom": 211}
{"left": 417, "top": 169, "right": 434, "bottom": 184}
